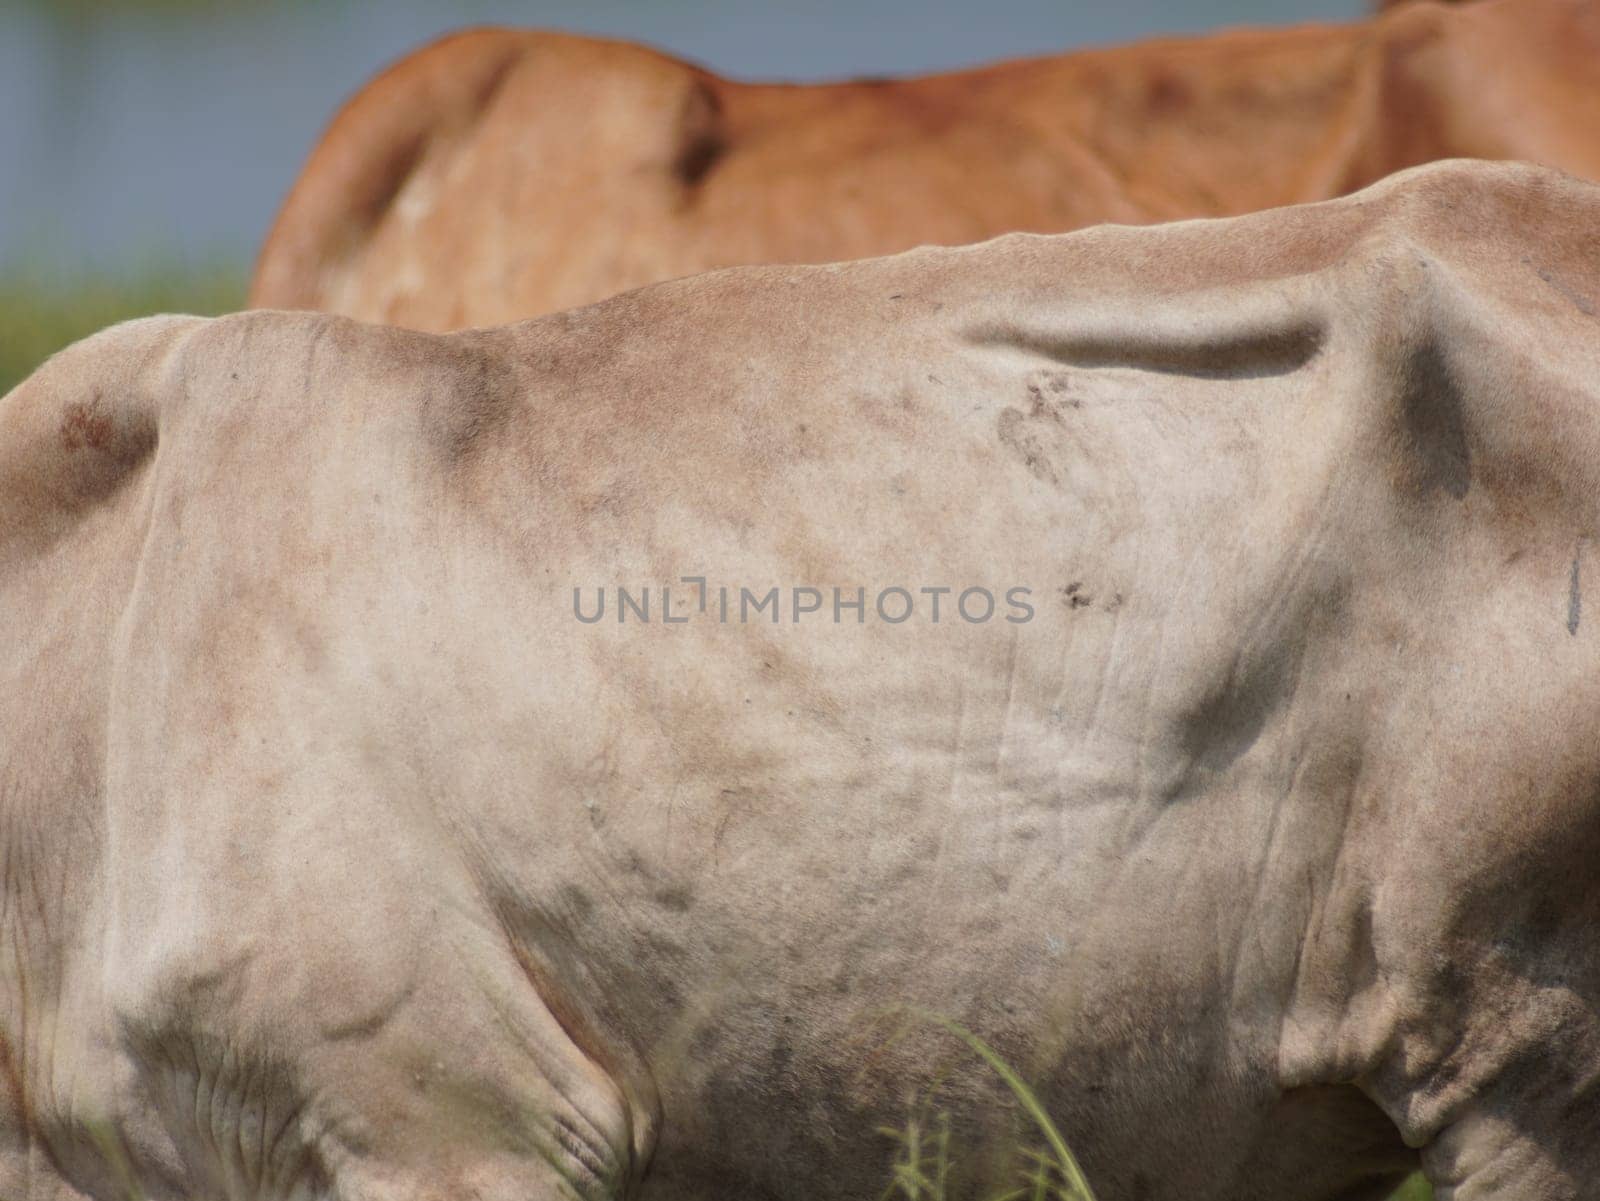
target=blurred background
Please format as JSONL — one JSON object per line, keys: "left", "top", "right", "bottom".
{"left": 1, "top": 0, "right": 1359, "bottom": 389}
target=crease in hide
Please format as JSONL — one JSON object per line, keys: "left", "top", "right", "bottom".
{"left": 964, "top": 289, "right": 1328, "bottom": 383}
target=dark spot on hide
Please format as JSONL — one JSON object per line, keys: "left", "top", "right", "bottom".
{"left": 1145, "top": 71, "right": 1192, "bottom": 115}
{"left": 60, "top": 395, "right": 113, "bottom": 451}
{"left": 997, "top": 408, "right": 1061, "bottom": 486}
{"left": 1525, "top": 256, "right": 1597, "bottom": 317}
{"left": 673, "top": 81, "right": 728, "bottom": 189}
{"left": 1396, "top": 337, "right": 1470, "bottom": 500}
{"left": 653, "top": 884, "right": 694, "bottom": 913}
{"left": 1568, "top": 550, "right": 1582, "bottom": 636}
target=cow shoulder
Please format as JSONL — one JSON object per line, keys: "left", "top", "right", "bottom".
{"left": 0, "top": 315, "right": 203, "bottom": 560}
{"left": 1357, "top": 161, "right": 1600, "bottom": 511}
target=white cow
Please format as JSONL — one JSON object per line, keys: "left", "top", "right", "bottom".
{"left": 4, "top": 160, "right": 1599, "bottom": 1200}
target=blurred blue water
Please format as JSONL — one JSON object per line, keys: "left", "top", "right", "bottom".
{"left": 0, "top": 0, "right": 1359, "bottom": 279}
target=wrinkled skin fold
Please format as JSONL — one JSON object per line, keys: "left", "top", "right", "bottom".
{"left": 5, "top": 161, "right": 1600, "bottom": 1199}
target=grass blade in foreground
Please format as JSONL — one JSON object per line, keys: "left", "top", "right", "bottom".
{"left": 909, "top": 1010, "right": 1097, "bottom": 1201}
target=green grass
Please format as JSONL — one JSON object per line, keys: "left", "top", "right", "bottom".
{"left": 881, "top": 1014, "right": 1096, "bottom": 1201}
{"left": 0, "top": 266, "right": 245, "bottom": 396}
{"left": 885, "top": 1013, "right": 1432, "bottom": 1201}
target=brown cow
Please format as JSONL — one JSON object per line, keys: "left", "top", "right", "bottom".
{"left": 252, "top": 0, "right": 1600, "bottom": 331}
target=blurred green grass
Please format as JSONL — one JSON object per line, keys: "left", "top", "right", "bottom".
{"left": 0, "top": 266, "right": 245, "bottom": 396}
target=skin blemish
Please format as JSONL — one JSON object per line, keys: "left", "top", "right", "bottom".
{"left": 1568, "top": 548, "right": 1581, "bottom": 636}
{"left": 60, "top": 396, "right": 113, "bottom": 452}
{"left": 996, "top": 407, "right": 1061, "bottom": 486}
{"left": 1525, "top": 256, "right": 1597, "bottom": 317}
